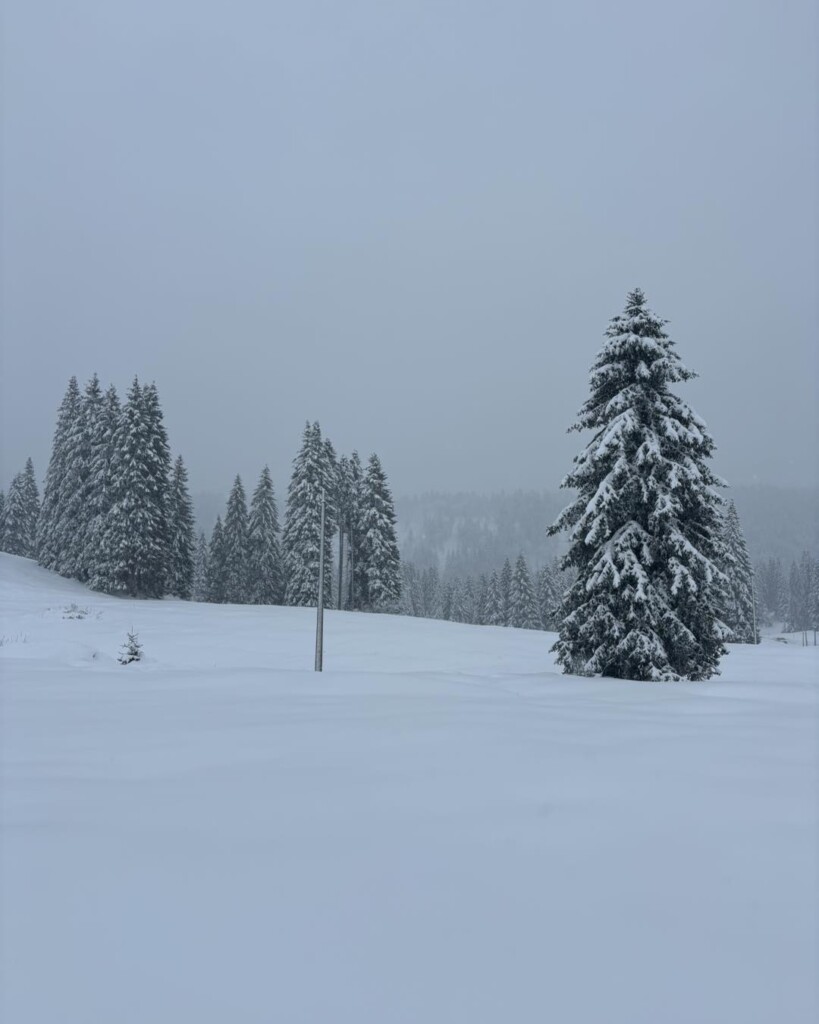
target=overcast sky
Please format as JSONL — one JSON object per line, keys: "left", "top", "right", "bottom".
{"left": 2, "top": 0, "right": 816, "bottom": 502}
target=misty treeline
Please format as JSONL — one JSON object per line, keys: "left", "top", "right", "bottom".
{"left": 3, "top": 291, "right": 818, "bottom": 676}
{"left": 0, "top": 378, "right": 400, "bottom": 611}
{"left": 198, "top": 423, "right": 400, "bottom": 611}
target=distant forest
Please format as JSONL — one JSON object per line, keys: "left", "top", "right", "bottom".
{"left": 192, "top": 484, "right": 816, "bottom": 580}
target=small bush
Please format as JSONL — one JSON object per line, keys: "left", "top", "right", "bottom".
{"left": 118, "top": 631, "right": 143, "bottom": 665}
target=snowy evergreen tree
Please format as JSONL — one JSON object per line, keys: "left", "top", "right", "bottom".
{"left": 98, "top": 379, "right": 168, "bottom": 597}
{"left": 207, "top": 516, "right": 226, "bottom": 603}
{"left": 757, "top": 557, "right": 786, "bottom": 626}
{"left": 248, "top": 466, "right": 283, "bottom": 604}
{"left": 66, "top": 375, "right": 106, "bottom": 582}
{"left": 786, "top": 552, "right": 814, "bottom": 639}
{"left": 167, "top": 456, "right": 195, "bottom": 599}
{"left": 140, "top": 382, "right": 172, "bottom": 595}
{"left": 3, "top": 474, "right": 28, "bottom": 556}
{"left": 0, "top": 490, "right": 5, "bottom": 551}
{"left": 421, "top": 565, "right": 442, "bottom": 619}
{"left": 399, "top": 563, "right": 421, "bottom": 616}
{"left": 719, "top": 500, "right": 759, "bottom": 643}
{"left": 475, "top": 574, "right": 490, "bottom": 625}
{"left": 549, "top": 288, "right": 727, "bottom": 681}
{"left": 484, "top": 570, "right": 503, "bottom": 626}
{"left": 37, "top": 376, "right": 82, "bottom": 572}
{"left": 499, "top": 559, "right": 513, "bottom": 627}
{"left": 810, "top": 559, "right": 819, "bottom": 645}
{"left": 509, "top": 554, "right": 540, "bottom": 629}
{"left": 344, "top": 451, "right": 367, "bottom": 610}
{"left": 283, "top": 423, "right": 334, "bottom": 607}
{"left": 87, "top": 385, "right": 122, "bottom": 591}
{"left": 192, "top": 531, "right": 210, "bottom": 602}
{"left": 20, "top": 458, "right": 40, "bottom": 556}
{"left": 360, "top": 453, "right": 401, "bottom": 610}
{"left": 536, "top": 563, "right": 560, "bottom": 630}
{"left": 440, "top": 579, "right": 454, "bottom": 621}
{"left": 222, "top": 475, "right": 250, "bottom": 603}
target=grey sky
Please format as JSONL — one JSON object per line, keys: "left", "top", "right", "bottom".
{"left": 2, "top": 0, "right": 816, "bottom": 501}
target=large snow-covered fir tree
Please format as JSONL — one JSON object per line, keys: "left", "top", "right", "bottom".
{"left": 98, "top": 378, "right": 169, "bottom": 597}
{"left": 247, "top": 466, "right": 283, "bottom": 604}
{"left": 509, "top": 554, "right": 540, "bottom": 629}
{"left": 283, "top": 423, "right": 334, "bottom": 607}
{"left": 167, "top": 456, "right": 196, "bottom": 599}
{"left": 37, "top": 376, "right": 82, "bottom": 573}
{"left": 0, "top": 490, "right": 5, "bottom": 551}
{"left": 360, "top": 453, "right": 401, "bottom": 610}
{"left": 719, "top": 500, "right": 759, "bottom": 643}
{"left": 549, "top": 288, "right": 727, "bottom": 681}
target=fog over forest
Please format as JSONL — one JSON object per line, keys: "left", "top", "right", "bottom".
{"left": 2, "top": 0, "right": 816, "bottom": 498}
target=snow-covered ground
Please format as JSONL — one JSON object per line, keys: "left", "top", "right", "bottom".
{"left": 1, "top": 553, "right": 817, "bottom": 1024}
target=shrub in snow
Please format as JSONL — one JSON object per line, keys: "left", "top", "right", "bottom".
{"left": 118, "top": 631, "right": 143, "bottom": 665}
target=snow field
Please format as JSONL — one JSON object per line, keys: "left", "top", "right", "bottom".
{"left": 1, "top": 554, "right": 817, "bottom": 1023}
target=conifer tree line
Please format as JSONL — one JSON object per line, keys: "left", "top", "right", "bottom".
{"left": 197, "top": 422, "right": 401, "bottom": 611}
{"left": 398, "top": 554, "right": 573, "bottom": 631}
{"left": 1, "top": 380, "right": 402, "bottom": 609}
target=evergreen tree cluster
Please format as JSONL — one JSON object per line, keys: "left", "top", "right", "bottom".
{"left": 196, "top": 422, "right": 401, "bottom": 612}
{"left": 30, "top": 375, "right": 195, "bottom": 598}
{"left": 0, "top": 458, "right": 40, "bottom": 557}
{"left": 755, "top": 551, "right": 819, "bottom": 643}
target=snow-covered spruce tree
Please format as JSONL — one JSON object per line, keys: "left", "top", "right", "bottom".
{"left": 509, "top": 554, "right": 541, "bottom": 629}
{"left": 222, "top": 475, "right": 250, "bottom": 603}
{"left": 475, "top": 574, "right": 490, "bottom": 625}
{"left": 37, "top": 376, "right": 82, "bottom": 572}
{"left": 536, "top": 563, "right": 559, "bottom": 630}
{"left": 719, "top": 500, "right": 759, "bottom": 643}
{"left": 167, "top": 456, "right": 196, "bottom": 599}
{"left": 248, "top": 466, "right": 284, "bottom": 604}
{"left": 499, "top": 559, "right": 513, "bottom": 627}
{"left": 2, "top": 474, "right": 27, "bottom": 556}
{"left": 87, "top": 385, "right": 122, "bottom": 591}
{"left": 192, "top": 531, "right": 210, "bottom": 601}
{"left": 758, "top": 557, "right": 786, "bottom": 626}
{"left": 335, "top": 455, "right": 356, "bottom": 609}
{"left": 75, "top": 377, "right": 110, "bottom": 582}
{"left": 549, "top": 288, "right": 727, "bottom": 681}
{"left": 0, "top": 490, "right": 5, "bottom": 551}
{"left": 786, "top": 553, "right": 813, "bottom": 639}
{"left": 207, "top": 516, "right": 226, "bottom": 603}
{"left": 421, "top": 565, "right": 442, "bottom": 619}
{"left": 140, "top": 382, "right": 172, "bottom": 595}
{"left": 344, "top": 451, "right": 367, "bottom": 610}
{"left": 283, "top": 423, "right": 334, "bottom": 607}
{"left": 98, "top": 378, "right": 168, "bottom": 597}
{"left": 810, "top": 558, "right": 819, "bottom": 645}
{"left": 484, "top": 570, "right": 503, "bottom": 625}
{"left": 360, "top": 453, "right": 401, "bottom": 611}
{"left": 22, "top": 459, "right": 40, "bottom": 554}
